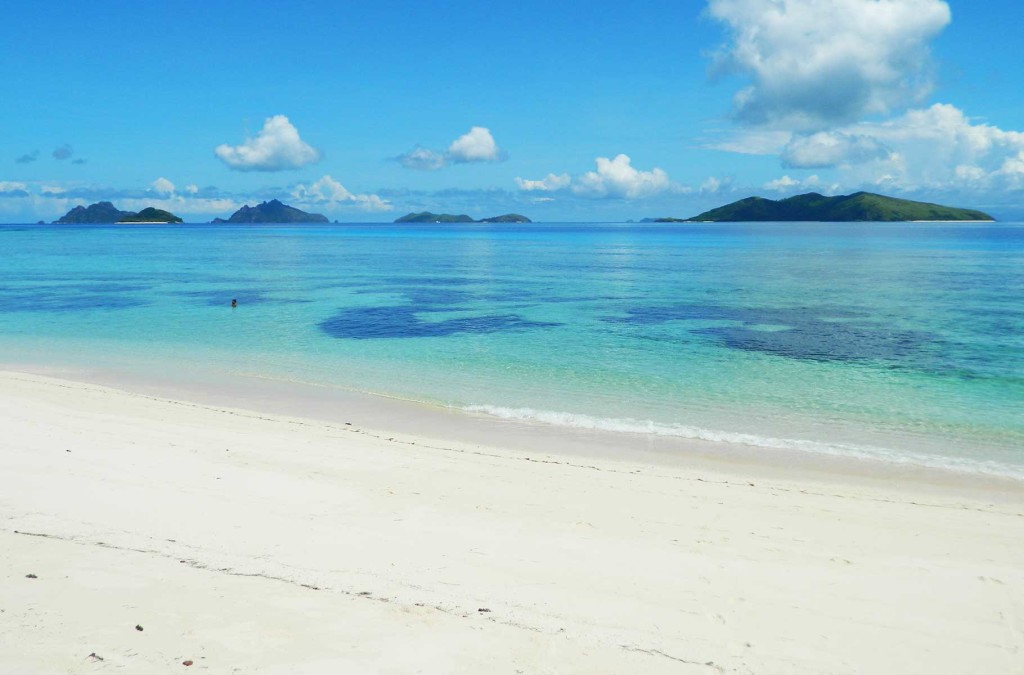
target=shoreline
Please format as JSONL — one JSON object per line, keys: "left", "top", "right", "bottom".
{"left": 2, "top": 368, "right": 1023, "bottom": 672}
{"left": 5, "top": 359, "right": 1023, "bottom": 499}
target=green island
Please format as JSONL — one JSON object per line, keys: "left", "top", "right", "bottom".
{"left": 479, "top": 213, "right": 532, "bottom": 223}
{"left": 118, "top": 207, "right": 183, "bottom": 223}
{"left": 212, "top": 199, "right": 328, "bottom": 224}
{"left": 670, "top": 192, "right": 994, "bottom": 222}
{"left": 55, "top": 202, "right": 183, "bottom": 224}
{"left": 395, "top": 212, "right": 531, "bottom": 223}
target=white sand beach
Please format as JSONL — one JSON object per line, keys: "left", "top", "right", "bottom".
{"left": 2, "top": 369, "right": 1023, "bottom": 674}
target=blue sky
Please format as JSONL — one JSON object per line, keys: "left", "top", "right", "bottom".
{"left": 3, "top": 0, "right": 1023, "bottom": 221}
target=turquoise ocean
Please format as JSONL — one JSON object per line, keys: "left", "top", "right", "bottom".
{"left": 1, "top": 221, "right": 1022, "bottom": 477}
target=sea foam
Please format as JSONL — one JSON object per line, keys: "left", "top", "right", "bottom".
{"left": 461, "top": 404, "right": 1024, "bottom": 480}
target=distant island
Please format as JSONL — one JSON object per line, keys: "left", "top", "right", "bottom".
{"left": 479, "top": 213, "right": 532, "bottom": 223}
{"left": 55, "top": 202, "right": 182, "bottom": 224}
{"left": 394, "top": 212, "right": 531, "bottom": 223}
{"left": 118, "top": 207, "right": 183, "bottom": 224}
{"left": 677, "top": 192, "right": 994, "bottom": 222}
{"left": 212, "top": 199, "right": 328, "bottom": 224}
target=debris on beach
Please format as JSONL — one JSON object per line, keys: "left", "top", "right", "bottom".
{"left": 25, "top": 573, "right": 37, "bottom": 579}
{"left": 135, "top": 624, "right": 144, "bottom": 631}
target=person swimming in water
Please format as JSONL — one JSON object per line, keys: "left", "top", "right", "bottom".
{"left": 231, "top": 298, "right": 237, "bottom": 308}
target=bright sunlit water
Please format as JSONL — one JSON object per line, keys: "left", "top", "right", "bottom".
{"left": 2, "top": 221, "right": 1022, "bottom": 476}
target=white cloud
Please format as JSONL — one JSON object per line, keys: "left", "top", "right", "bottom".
{"left": 699, "top": 176, "right": 736, "bottom": 195}
{"left": 0, "top": 186, "right": 243, "bottom": 220}
{"left": 573, "top": 154, "right": 671, "bottom": 199}
{"left": 214, "top": 115, "right": 322, "bottom": 171}
{"left": 151, "top": 177, "right": 175, "bottom": 194}
{"left": 517, "top": 156, "right": 674, "bottom": 200}
{"left": 118, "top": 196, "right": 241, "bottom": 216}
{"left": 763, "top": 175, "right": 800, "bottom": 191}
{"left": 184, "top": 184, "right": 199, "bottom": 194}
{"left": 700, "top": 176, "right": 723, "bottom": 194}
{"left": 291, "top": 175, "right": 392, "bottom": 212}
{"left": 398, "top": 147, "right": 447, "bottom": 171}
{"left": 782, "top": 131, "right": 890, "bottom": 168}
{"left": 762, "top": 174, "right": 838, "bottom": 193}
{"left": 514, "top": 173, "right": 571, "bottom": 192}
{"left": 709, "top": 129, "right": 792, "bottom": 155}
{"left": 397, "top": 126, "right": 504, "bottom": 170}
{"left": 997, "top": 152, "right": 1024, "bottom": 189}
{"left": 447, "top": 126, "right": 501, "bottom": 163}
{"left": 0, "top": 181, "right": 28, "bottom": 193}
{"left": 707, "top": 0, "right": 951, "bottom": 129}
{"left": 802, "top": 104, "right": 1024, "bottom": 190}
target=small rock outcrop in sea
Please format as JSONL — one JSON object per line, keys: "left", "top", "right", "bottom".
{"left": 673, "top": 192, "right": 994, "bottom": 223}
{"left": 55, "top": 202, "right": 182, "bottom": 224}
{"left": 212, "top": 199, "right": 329, "bottom": 224}
{"left": 394, "top": 212, "right": 531, "bottom": 223}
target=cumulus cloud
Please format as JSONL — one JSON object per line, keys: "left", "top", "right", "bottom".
{"left": 515, "top": 156, "right": 674, "bottom": 199}
{"left": 0, "top": 181, "right": 30, "bottom": 198}
{"left": 707, "top": 0, "right": 951, "bottom": 130}
{"left": 151, "top": 177, "right": 175, "bottom": 194}
{"left": 997, "top": 152, "right": 1024, "bottom": 190}
{"left": 794, "top": 104, "right": 1024, "bottom": 191}
{"left": 708, "top": 129, "right": 792, "bottom": 155}
{"left": 719, "top": 104, "right": 1024, "bottom": 194}
{"left": 762, "top": 174, "right": 839, "bottom": 193}
{"left": 291, "top": 175, "right": 392, "bottom": 212}
{"left": 574, "top": 155, "right": 672, "bottom": 199}
{"left": 52, "top": 144, "right": 73, "bottom": 160}
{"left": 705, "top": 6, "right": 1024, "bottom": 200}
{"left": 763, "top": 175, "right": 801, "bottom": 192}
{"left": 700, "top": 176, "right": 724, "bottom": 194}
{"left": 782, "top": 131, "right": 890, "bottom": 168}
{"left": 398, "top": 147, "right": 447, "bottom": 171}
{"left": 214, "top": 115, "right": 322, "bottom": 171}
{"left": 397, "top": 126, "right": 504, "bottom": 170}
{"left": 447, "top": 127, "right": 501, "bottom": 163}
{"left": 16, "top": 150, "right": 39, "bottom": 164}
{"left": 184, "top": 184, "right": 199, "bottom": 195}
{"left": 514, "top": 173, "right": 571, "bottom": 192}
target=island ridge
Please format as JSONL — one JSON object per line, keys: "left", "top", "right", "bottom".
{"left": 675, "top": 191, "right": 994, "bottom": 222}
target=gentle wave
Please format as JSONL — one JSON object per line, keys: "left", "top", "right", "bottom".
{"left": 462, "top": 404, "right": 1024, "bottom": 480}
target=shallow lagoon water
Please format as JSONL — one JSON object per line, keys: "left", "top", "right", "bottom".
{"left": 2, "top": 221, "right": 1022, "bottom": 476}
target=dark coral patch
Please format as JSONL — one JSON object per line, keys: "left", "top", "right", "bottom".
{"left": 319, "top": 305, "right": 560, "bottom": 339}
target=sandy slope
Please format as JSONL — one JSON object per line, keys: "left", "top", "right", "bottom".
{"left": 1, "top": 370, "right": 1022, "bottom": 674}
